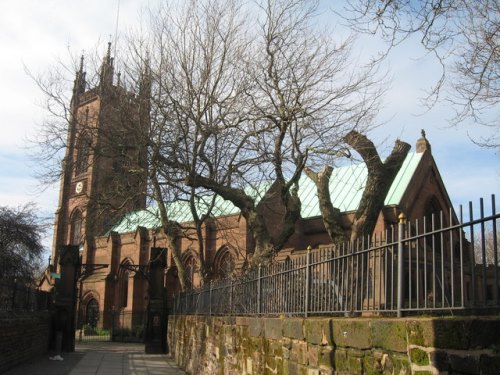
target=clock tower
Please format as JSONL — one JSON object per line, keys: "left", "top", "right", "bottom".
{"left": 51, "top": 43, "right": 150, "bottom": 272}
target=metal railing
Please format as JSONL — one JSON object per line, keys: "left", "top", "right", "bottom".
{"left": 0, "top": 281, "right": 52, "bottom": 312}
{"left": 173, "top": 195, "right": 499, "bottom": 317}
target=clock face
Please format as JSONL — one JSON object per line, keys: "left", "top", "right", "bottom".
{"left": 75, "top": 181, "right": 84, "bottom": 194}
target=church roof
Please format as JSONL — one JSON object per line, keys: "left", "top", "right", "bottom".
{"left": 301, "top": 151, "right": 423, "bottom": 216}
{"left": 108, "top": 152, "right": 423, "bottom": 234}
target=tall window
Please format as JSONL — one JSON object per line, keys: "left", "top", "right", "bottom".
{"left": 75, "top": 134, "right": 91, "bottom": 175}
{"left": 120, "top": 270, "right": 129, "bottom": 308}
{"left": 70, "top": 209, "right": 83, "bottom": 245}
{"left": 184, "top": 256, "right": 197, "bottom": 290}
{"left": 217, "top": 250, "right": 235, "bottom": 279}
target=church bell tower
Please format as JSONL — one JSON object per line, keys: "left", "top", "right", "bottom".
{"left": 51, "top": 43, "right": 150, "bottom": 272}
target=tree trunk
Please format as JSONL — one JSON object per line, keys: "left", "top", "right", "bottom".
{"left": 185, "top": 174, "right": 300, "bottom": 266}
{"left": 248, "top": 210, "right": 275, "bottom": 266}
{"left": 344, "top": 130, "right": 411, "bottom": 243}
{"left": 270, "top": 180, "right": 302, "bottom": 250}
{"left": 304, "top": 166, "right": 346, "bottom": 244}
{"left": 150, "top": 171, "right": 187, "bottom": 291}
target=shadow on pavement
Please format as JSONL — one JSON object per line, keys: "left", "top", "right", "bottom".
{"left": 4, "top": 350, "right": 86, "bottom": 375}
{"left": 4, "top": 342, "right": 185, "bottom": 375}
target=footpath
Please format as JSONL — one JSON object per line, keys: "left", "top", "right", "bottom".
{"left": 5, "top": 342, "right": 187, "bottom": 375}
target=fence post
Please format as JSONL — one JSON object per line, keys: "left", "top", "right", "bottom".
{"left": 25, "top": 285, "right": 31, "bottom": 309}
{"left": 185, "top": 291, "right": 188, "bottom": 314}
{"left": 257, "top": 265, "right": 262, "bottom": 315}
{"left": 305, "top": 246, "right": 312, "bottom": 317}
{"left": 121, "top": 309, "right": 125, "bottom": 342}
{"left": 209, "top": 281, "right": 212, "bottom": 317}
{"left": 111, "top": 307, "right": 116, "bottom": 342}
{"left": 11, "top": 280, "right": 17, "bottom": 309}
{"left": 229, "top": 279, "right": 234, "bottom": 315}
{"left": 397, "top": 213, "right": 406, "bottom": 318}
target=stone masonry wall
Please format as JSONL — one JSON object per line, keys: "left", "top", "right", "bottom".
{"left": 167, "top": 315, "right": 500, "bottom": 375}
{"left": 0, "top": 312, "right": 52, "bottom": 373}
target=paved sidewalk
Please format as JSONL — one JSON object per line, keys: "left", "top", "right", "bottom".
{"left": 5, "top": 342, "right": 187, "bottom": 375}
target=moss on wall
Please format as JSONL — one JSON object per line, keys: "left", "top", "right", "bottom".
{"left": 410, "top": 348, "right": 429, "bottom": 366}
{"left": 168, "top": 315, "right": 500, "bottom": 375}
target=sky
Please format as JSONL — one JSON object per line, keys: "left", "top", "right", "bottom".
{"left": 0, "top": 0, "right": 498, "bottom": 256}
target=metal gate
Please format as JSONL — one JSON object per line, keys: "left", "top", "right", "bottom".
{"left": 55, "top": 246, "right": 167, "bottom": 352}
{"left": 76, "top": 309, "right": 147, "bottom": 343}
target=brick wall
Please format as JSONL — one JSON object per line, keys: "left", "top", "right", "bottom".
{"left": 168, "top": 315, "right": 500, "bottom": 375}
{"left": 0, "top": 312, "right": 53, "bottom": 373}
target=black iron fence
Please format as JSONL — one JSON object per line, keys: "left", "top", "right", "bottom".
{"left": 76, "top": 309, "right": 147, "bottom": 343}
{"left": 0, "top": 281, "right": 52, "bottom": 312}
{"left": 173, "top": 195, "right": 499, "bottom": 317}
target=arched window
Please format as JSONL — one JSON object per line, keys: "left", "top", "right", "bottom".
{"left": 70, "top": 209, "right": 83, "bottom": 246}
{"left": 214, "top": 246, "right": 236, "bottom": 279}
{"left": 86, "top": 298, "right": 99, "bottom": 328}
{"left": 219, "top": 251, "right": 235, "bottom": 279}
{"left": 184, "top": 256, "right": 197, "bottom": 290}
{"left": 75, "top": 134, "right": 91, "bottom": 175}
{"left": 117, "top": 259, "right": 131, "bottom": 308}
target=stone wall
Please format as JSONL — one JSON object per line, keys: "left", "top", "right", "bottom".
{"left": 0, "top": 312, "right": 53, "bottom": 373}
{"left": 167, "top": 315, "right": 500, "bottom": 375}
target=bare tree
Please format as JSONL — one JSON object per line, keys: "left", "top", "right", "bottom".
{"left": 248, "top": 0, "right": 382, "bottom": 257}
{"left": 129, "top": 0, "right": 260, "bottom": 286}
{"left": 475, "top": 226, "right": 499, "bottom": 265}
{"left": 0, "top": 204, "right": 47, "bottom": 284}
{"left": 28, "top": 47, "right": 110, "bottom": 186}
{"left": 140, "top": 0, "right": 383, "bottom": 266}
{"left": 33, "top": 0, "right": 384, "bottom": 288}
{"left": 342, "top": 0, "right": 500, "bottom": 148}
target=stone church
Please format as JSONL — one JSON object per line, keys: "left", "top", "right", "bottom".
{"left": 41, "top": 48, "right": 455, "bottom": 331}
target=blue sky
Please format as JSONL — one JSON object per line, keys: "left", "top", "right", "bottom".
{"left": 0, "top": 0, "right": 498, "bottom": 255}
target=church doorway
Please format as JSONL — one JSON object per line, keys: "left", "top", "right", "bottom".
{"left": 86, "top": 298, "right": 99, "bottom": 328}
{"left": 77, "top": 294, "right": 111, "bottom": 343}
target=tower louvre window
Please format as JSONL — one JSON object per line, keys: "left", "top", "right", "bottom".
{"left": 75, "top": 134, "right": 91, "bottom": 175}
{"left": 70, "top": 209, "right": 83, "bottom": 245}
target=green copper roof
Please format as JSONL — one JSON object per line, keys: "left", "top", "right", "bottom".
{"left": 299, "top": 163, "right": 366, "bottom": 217}
{"left": 109, "top": 152, "right": 423, "bottom": 234}
{"left": 109, "top": 207, "right": 161, "bottom": 234}
{"left": 109, "top": 184, "right": 269, "bottom": 234}
{"left": 384, "top": 152, "right": 423, "bottom": 205}
{"left": 300, "top": 151, "right": 423, "bottom": 217}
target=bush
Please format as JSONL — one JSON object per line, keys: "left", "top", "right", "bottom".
{"left": 83, "top": 324, "right": 96, "bottom": 335}
{"left": 82, "top": 324, "right": 109, "bottom": 336}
